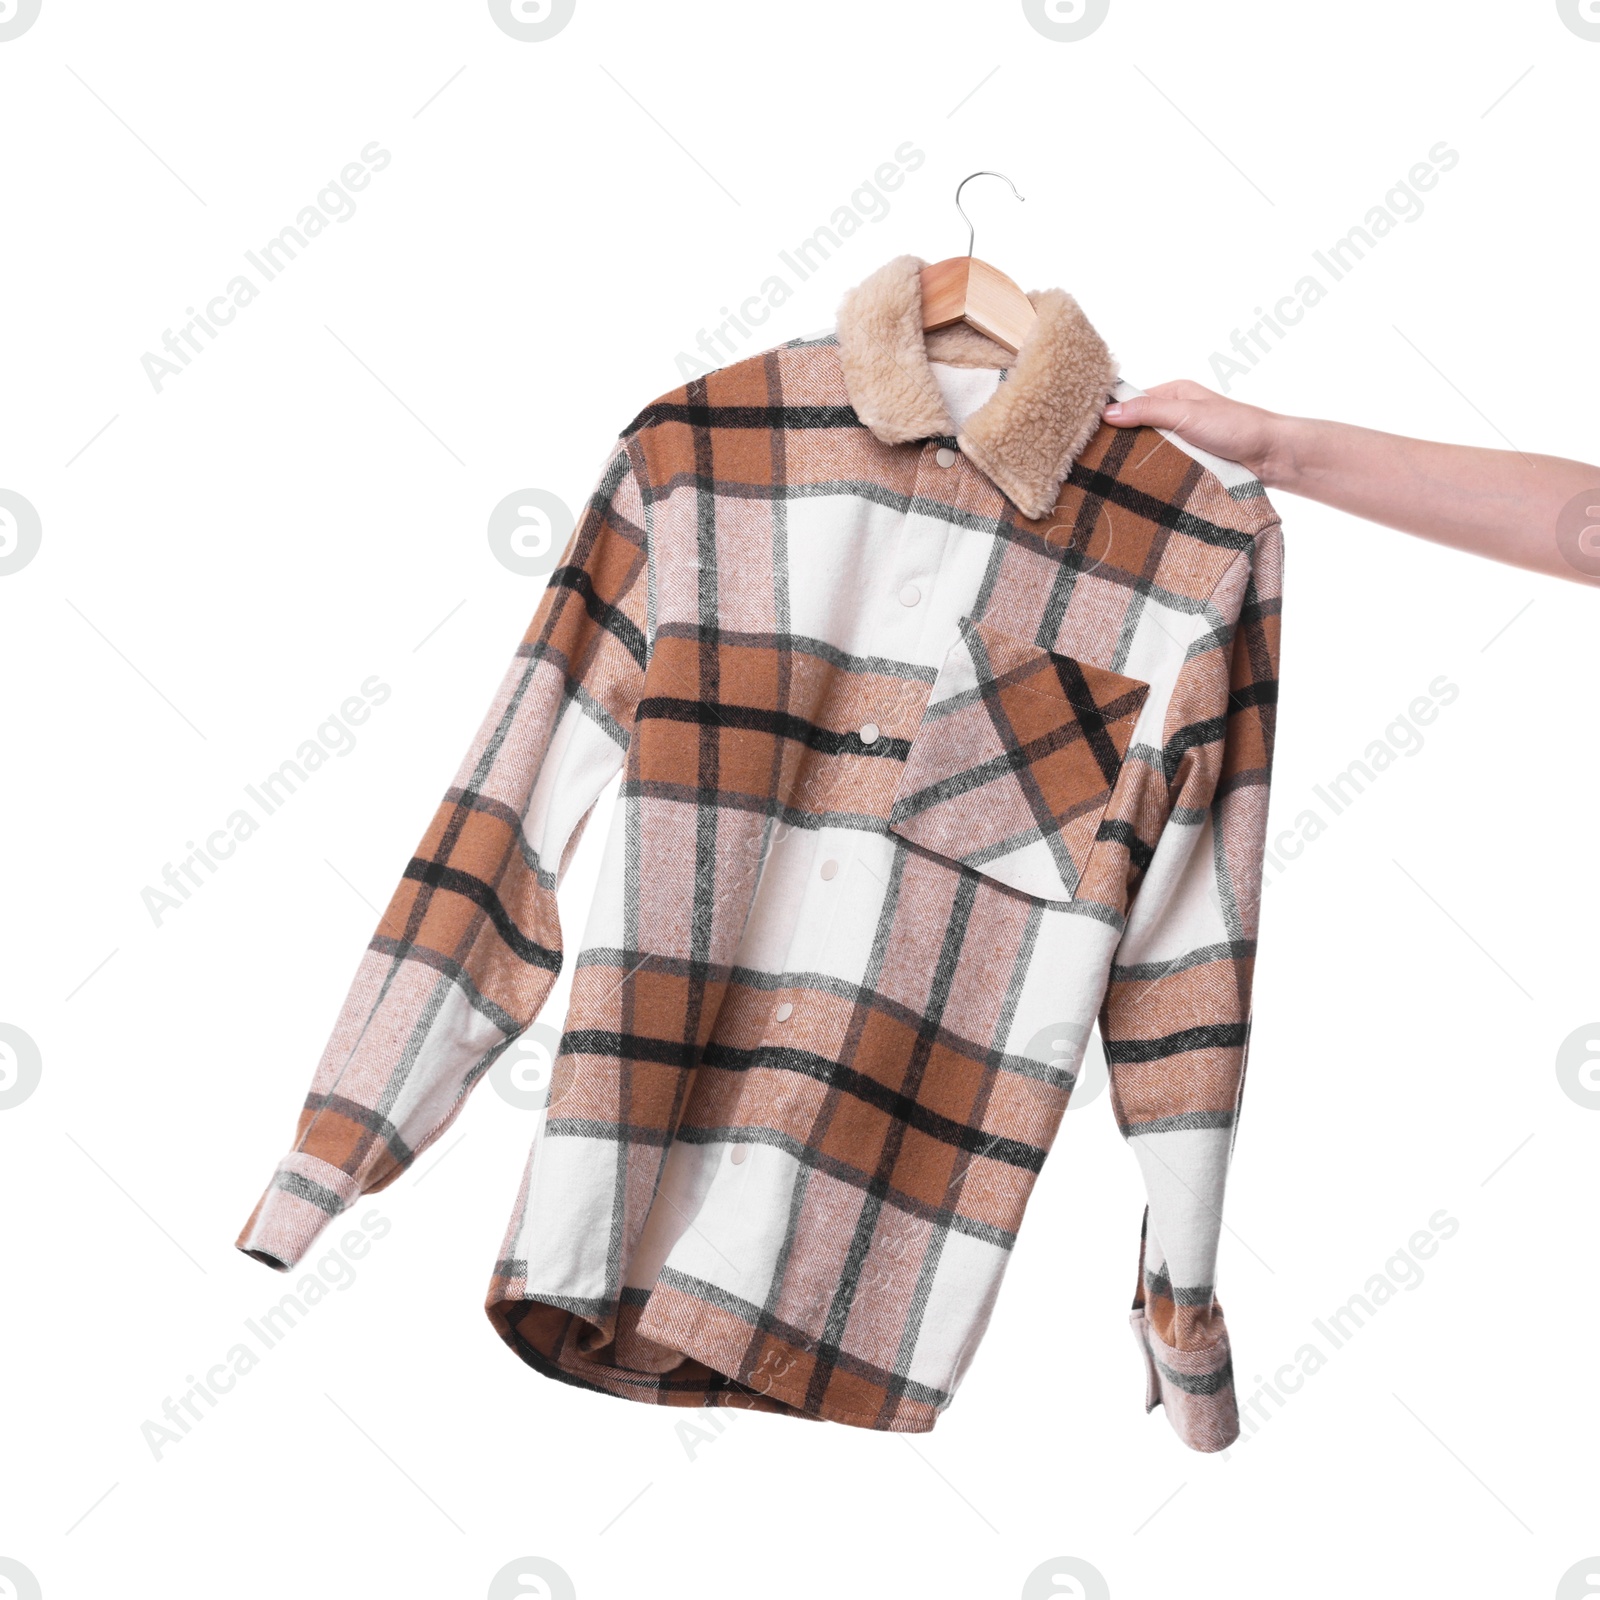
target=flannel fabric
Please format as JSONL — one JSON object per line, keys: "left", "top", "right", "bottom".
{"left": 237, "top": 254, "right": 1283, "bottom": 1453}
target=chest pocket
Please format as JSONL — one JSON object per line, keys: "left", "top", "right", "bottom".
{"left": 887, "top": 616, "right": 1150, "bottom": 903}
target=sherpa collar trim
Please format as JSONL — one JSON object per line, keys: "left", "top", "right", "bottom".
{"left": 834, "top": 253, "right": 1118, "bottom": 520}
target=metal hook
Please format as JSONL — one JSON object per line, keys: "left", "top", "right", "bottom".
{"left": 954, "top": 170, "right": 1026, "bottom": 258}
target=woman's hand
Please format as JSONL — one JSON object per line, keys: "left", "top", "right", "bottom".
{"left": 1101, "top": 380, "right": 1600, "bottom": 585}
{"left": 1103, "top": 381, "right": 1289, "bottom": 485}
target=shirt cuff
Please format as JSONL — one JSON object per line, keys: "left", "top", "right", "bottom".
{"left": 1130, "top": 1307, "right": 1239, "bottom": 1453}
{"left": 236, "top": 1152, "right": 362, "bottom": 1271}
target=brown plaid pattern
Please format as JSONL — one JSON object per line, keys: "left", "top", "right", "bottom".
{"left": 889, "top": 615, "right": 1151, "bottom": 901}
{"left": 238, "top": 272, "right": 1283, "bottom": 1454}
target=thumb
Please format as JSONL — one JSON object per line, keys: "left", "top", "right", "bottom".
{"left": 1101, "top": 391, "right": 1204, "bottom": 431}
{"left": 1140, "top": 380, "right": 1224, "bottom": 403}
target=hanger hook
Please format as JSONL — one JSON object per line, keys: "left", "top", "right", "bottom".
{"left": 954, "top": 170, "right": 1025, "bottom": 258}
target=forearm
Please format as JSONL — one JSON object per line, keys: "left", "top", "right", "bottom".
{"left": 1263, "top": 416, "right": 1599, "bottom": 584}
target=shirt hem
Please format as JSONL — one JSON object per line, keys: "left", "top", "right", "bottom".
{"left": 486, "top": 1278, "right": 949, "bottom": 1434}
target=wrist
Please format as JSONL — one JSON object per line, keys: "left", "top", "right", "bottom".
{"left": 1254, "top": 413, "right": 1314, "bottom": 492}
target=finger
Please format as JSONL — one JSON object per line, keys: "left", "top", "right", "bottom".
{"left": 1102, "top": 393, "right": 1204, "bottom": 431}
{"left": 1140, "top": 379, "right": 1221, "bottom": 403}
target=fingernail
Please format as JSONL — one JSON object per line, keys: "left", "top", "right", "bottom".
{"left": 1103, "top": 402, "right": 1122, "bottom": 417}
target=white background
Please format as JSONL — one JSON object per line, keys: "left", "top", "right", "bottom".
{"left": 2, "top": 2, "right": 1597, "bottom": 1597}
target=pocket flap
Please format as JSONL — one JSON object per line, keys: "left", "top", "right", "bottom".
{"left": 888, "top": 617, "right": 1149, "bottom": 902}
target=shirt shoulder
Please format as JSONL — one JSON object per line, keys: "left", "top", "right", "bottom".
{"left": 1068, "top": 376, "right": 1282, "bottom": 612}
{"left": 617, "top": 333, "right": 857, "bottom": 489}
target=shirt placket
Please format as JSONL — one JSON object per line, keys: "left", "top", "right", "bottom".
{"left": 756, "top": 436, "right": 968, "bottom": 1062}
{"left": 879, "top": 435, "right": 963, "bottom": 678}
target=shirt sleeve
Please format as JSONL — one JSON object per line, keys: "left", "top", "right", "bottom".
{"left": 235, "top": 438, "right": 650, "bottom": 1271}
{"left": 1098, "top": 521, "right": 1283, "bottom": 1452}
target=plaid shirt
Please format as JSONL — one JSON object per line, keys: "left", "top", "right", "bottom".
{"left": 238, "top": 255, "right": 1283, "bottom": 1454}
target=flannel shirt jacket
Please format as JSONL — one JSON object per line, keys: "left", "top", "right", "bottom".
{"left": 237, "top": 253, "right": 1284, "bottom": 1453}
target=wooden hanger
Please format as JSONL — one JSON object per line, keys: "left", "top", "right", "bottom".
{"left": 920, "top": 171, "right": 1038, "bottom": 355}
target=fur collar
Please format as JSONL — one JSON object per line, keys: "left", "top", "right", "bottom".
{"left": 834, "top": 254, "right": 1118, "bottom": 520}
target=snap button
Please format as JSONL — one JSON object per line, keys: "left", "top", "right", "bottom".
{"left": 820, "top": 859, "right": 839, "bottom": 881}
{"left": 775, "top": 1001, "right": 793, "bottom": 1022}
{"left": 935, "top": 447, "right": 957, "bottom": 468}
{"left": 899, "top": 583, "right": 921, "bottom": 607}
{"left": 859, "top": 722, "right": 880, "bottom": 745}
{"left": 730, "top": 1145, "right": 747, "bottom": 1165}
